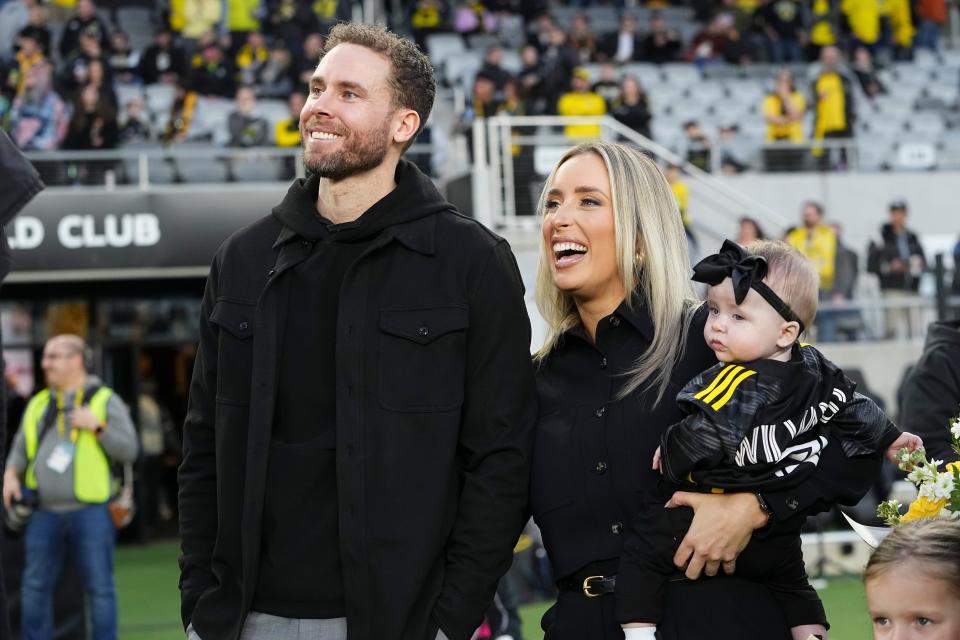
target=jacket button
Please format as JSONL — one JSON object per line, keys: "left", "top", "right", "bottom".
{"left": 592, "top": 461, "right": 607, "bottom": 475}
{"left": 267, "top": 269, "right": 276, "bottom": 276}
{"left": 301, "top": 240, "right": 310, "bottom": 246}
{"left": 611, "top": 521, "right": 623, "bottom": 535}
{"left": 595, "top": 406, "right": 606, "bottom": 418}
{"left": 609, "top": 316, "right": 621, "bottom": 327}
{"left": 600, "top": 357, "right": 608, "bottom": 369}
{"left": 417, "top": 326, "right": 429, "bottom": 336}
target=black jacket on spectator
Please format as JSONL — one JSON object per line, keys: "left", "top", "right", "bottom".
{"left": 178, "top": 160, "right": 537, "bottom": 640}
{"left": 899, "top": 320, "right": 960, "bottom": 463}
{"left": 139, "top": 43, "right": 187, "bottom": 84}
{"left": 58, "top": 15, "right": 111, "bottom": 60}
{"left": 18, "top": 24, "right": 52, "bottom": 58}
{"left": 867, "top": 224, "right": 926, "bottom": 291}
{"left": 641, "top": 32, "right": 681, "bottom": 63}
{"left": 226, "top": 112, "right": 268, "bottom": 147}
{"left": 611, "top": 98, "right": 651, "bottom": 139}
{"left": 601, "top": 31, "right": 644, "bottom": 62}
{"left": 188, "top": 62, "right": 236, "bottom": 98}
{"left": 476, "top": 62, "right": 512, "bottom": 92}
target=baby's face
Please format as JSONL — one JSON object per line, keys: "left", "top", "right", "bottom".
{"left": 866, "top": 560, "right": 960, "bottom": 639}
{"left": 703, "top": 278, "right": 791, "bottom": 363}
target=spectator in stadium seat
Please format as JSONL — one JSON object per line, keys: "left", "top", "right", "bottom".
{"left": 762, "top": 69, "right": 806, "bottom": 171}
{"left": 497, "top": 79, "right": 536, "bottom": 217}
{"left": 805, "top": 0, "right": 839, "bottom": 61}
{"left": 468, "top": 74, "right": 499, "bottom": 120}
{"left": 58, "top": 0, "right": 110, "bottom": 61}
{"left": 866, "top": 199, "right": 927, "bottom": 339}
{"left": 107, "top": 31, "right": 141, "bottom": 85}
{"left": 557, "top": 66, "right": 606, "bottom": 140}
{"left": 176, "top": 0, "right": 223, "bottom": 54}
{"left": 681, "top": 120, "right": 711, "bottom": 172}
{"left": 717, "top": 123, "right": 750, "bottom": 173}
{"left": 254, "top": 42, "right": 294, "bottom": 100}
{"left": 736, "top": 216, "right": 766, "bottom": 245}
{"left": 11, "top": 30, "right": 46, "bottom": 99}
{"left": 519, "top": 44, "right": 546, "bottom": 115}
{"left": 842, "top": 0, "right": 881, "bottom": 55}
{"left": 640, "top": 11, "right": 681, "bottom": 64}
{"left": 160, "top": 82, "right": 199, "bottom": 146}
{"left": 17, "top": 3, "right": 52, "bottom": 59}
{"left": 409, "top": 0, "right": 446, "bottom": 50}
{"left": 59, "top": 30, "right": 109, "bottom": 102}
{"left": 236, "top": 30, "right": 270, "bottom": 88}
{"left": 567, "top": 12, "right": 598, "bottom": 64}
{"left": 686, "top": 13, "right": 739, "bottom": 67}
{"left": 592, "top": 63, "right": 621, "bottom": 108}
{"left": 118, "top": 97, "right": 152, "bottom": 144}
{"left": 539, "top": 27, "right": 579, "bottom": 114}
{"left": 0, "top": 0, "right": 34, "bottom": 62}
{"left": 756, "top": 0, "right": 803, "bottom": 63}
{"left": 226, "top": 85, "right": 268, "bottom": 148}
{"left": 187, "top": 42, "right": 236, "bottom": 98}
{"left": 810, "top": 45, "right": 855, "bottom": 169}
{"left": 226, "top": 0, "right": 261, "bottom": 58}
{"left": 63, "top": 83, "right": 118, "bottom": 183}
{"left": 816, "top": 223, "right": 861, "bottom": 342}
{"left": 476, "top": 45, "right": 512, "bottom": 93}
{"left": 611, "top": 74, "right": 650, "bottom": 139}
{"left": 297, "top": 32, "right": 324, "bottom": 87}
{"left": 785, "top": 200, "right": 837, "bottom": 295}
{"left": 274, "top": 90, "right": 304, "bottom": 148}
{"left": 527, "top": 13, "right": 557, "bottom": 54}
{"left": 265, "top": 0, "right": 317, "bottom": 58}
{"left": 851, "top": 47, "right": 886, "bottom": 98}
{"left": 602, "top": 13, "right": 644, "bottom": 64}
{"left": 885, "top": 0, "right": 915, "bottom": 61}
{"left": 139, "top": 27, "right": 187, "bottom": 85}
{"left": 9, "top": 62, "right": 68, "bottom": 151}
{"left": 86, "top": 59, "right": 117, "bottom": 111}
{"left": 915, "top": 0, "right": 947, "bottom": 51}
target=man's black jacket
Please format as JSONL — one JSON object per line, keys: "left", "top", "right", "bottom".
{"left": 900, "top": 319, "right": 960, "bottom": 462}
{"left": 867, "top": 223, "right": 926, "bottom": 292}
{"left": 178, "top": 160, "right": 537, "bottom": 640}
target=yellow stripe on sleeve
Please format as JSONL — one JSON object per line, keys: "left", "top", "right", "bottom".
{"left": 710, "top": 369, "right": 757, "bottom": 411}
{"left": 702, "top": 366, "right": 745, "bottom": 404}
{"left": 694, "top": 365, "right": 739, "bottom": 401}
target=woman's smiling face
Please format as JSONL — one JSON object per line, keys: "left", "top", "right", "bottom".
{"left": 541, "top": 152, "right": 624, "bottom": 307}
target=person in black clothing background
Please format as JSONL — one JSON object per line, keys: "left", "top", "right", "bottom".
{"left": 530, "top": 141, "right": 884, "bottom": 639}
{"left": 178, "top": 23, "right": 536, "bottom": 640}
{"left": 610, "top": 75, "right": 651, "bottom": 140}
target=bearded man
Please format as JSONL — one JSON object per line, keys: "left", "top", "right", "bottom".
{"left": 177, "top": 23, "right": 537, "bottom": 640}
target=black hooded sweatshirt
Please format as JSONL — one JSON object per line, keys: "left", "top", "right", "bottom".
{"left": 900, "top": 320, "right": 960, "bottom": 463}
{"left": 252, "top": 161, "right": 450, "bottom": 618}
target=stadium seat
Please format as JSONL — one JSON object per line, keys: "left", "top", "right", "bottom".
{"left": 145, "top": 84, "right": 176, "bottom": 117}
{"left": 659, "top": 63, "right": 702, "bottom": 87}
{"left": 442, "top": 51, "right": 483, "bottom": 90}
{"left": 856, "top": 138, "right": 895, "bottom": 171}
{"left": 908, "top": 113, "right": 946, "bottom": 137}
{"left": 116, "top": 84, "right": 144, "bottom": 110}
{"left": 426, "top": 33, "right": 466, "bottom": 63}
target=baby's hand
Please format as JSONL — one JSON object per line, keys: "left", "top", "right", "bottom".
{"left": 652, "top": 446, "right": 662, "bottom": 472}
{"left": 886, "top": 432, "right": 923, "bottom": 463}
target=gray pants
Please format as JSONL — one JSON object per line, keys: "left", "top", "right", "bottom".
{"left": 187, "top": 613, "right": 347, "bottom": 640}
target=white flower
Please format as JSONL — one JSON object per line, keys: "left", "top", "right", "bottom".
{"left": 908, "top": 465, "right": 936, "bottom": 485}
{"left": 951, "top": 420, "right": 960, "bottom": 441}
{"left": 918, "top": 472, "right": 955, "bottom": 501}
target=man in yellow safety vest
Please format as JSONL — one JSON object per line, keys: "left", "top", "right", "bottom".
{"left": 3, "top": 334, "right": 138, "bottom": 640}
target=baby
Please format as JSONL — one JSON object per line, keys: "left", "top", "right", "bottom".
{"left": 864, "top": 518, "right": 960, "bottom": 639}
{"left": 616, "top": 240, "right": 922, "bottom": 640}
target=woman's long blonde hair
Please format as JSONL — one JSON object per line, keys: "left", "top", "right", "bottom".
{"left": 534, "top": 141, "right": 699, "bottom": 404}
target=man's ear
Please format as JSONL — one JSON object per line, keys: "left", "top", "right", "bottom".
{"left": 393, "top": 109, "right": 420, "bottom": 146}
{"left": 777, "top": 321, "right": 800, "bottom": 349}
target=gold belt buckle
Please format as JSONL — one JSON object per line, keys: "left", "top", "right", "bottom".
{"left": 582, "top": 575, "right": 603, "bottom": 598}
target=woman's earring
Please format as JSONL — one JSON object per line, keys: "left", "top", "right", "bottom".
{"left": 635, "top": 250, "right": 644, "bottom": 264}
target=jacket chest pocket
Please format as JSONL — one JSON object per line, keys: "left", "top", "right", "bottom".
{"left": 210, "top": 298, "right": 256, "bottom": 405}
{"left": 378, "top": 305, "right": 469, "bottom": 412}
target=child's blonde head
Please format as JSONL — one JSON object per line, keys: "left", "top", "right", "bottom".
{"left": 863, "top": 518, "right": 960, "bottom": 596}
{"left": 745, "top": 240, "right": 819, "bottom": 334}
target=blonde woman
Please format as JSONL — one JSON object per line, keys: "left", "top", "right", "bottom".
{"left": 530, "top": 141, "right": 882, "bottom": 639}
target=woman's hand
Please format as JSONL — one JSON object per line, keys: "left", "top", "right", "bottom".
{"left": 666, "top": 491, "right": 769, "bottom": 580}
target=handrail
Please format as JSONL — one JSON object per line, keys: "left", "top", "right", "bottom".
{"left": 485, "top": 114, "right": 793, "bottom": 233}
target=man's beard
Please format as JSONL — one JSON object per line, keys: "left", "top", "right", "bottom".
{"left": 302, "top": 120, "right": 392, "bottom": 181}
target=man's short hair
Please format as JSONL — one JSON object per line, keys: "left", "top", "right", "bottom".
{"left": 746, "top": 240, "right": 819, "bottom": 331}
{"left": 320, "top": 23, "right": 436, "bottom": 151}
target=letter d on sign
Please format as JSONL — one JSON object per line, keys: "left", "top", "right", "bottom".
{"left": 8, "top": 216, "right": 44, "bottom": 250}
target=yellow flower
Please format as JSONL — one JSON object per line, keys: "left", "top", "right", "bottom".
{"left": 947, "top": 461, "right": 960, "bottom": 474}
{"left": 901, "top": 496, "right": 947, "bottom": 522}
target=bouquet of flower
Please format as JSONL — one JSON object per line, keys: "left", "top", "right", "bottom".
{"left": 877, "top": 410, "right": 960, "bottom": 525}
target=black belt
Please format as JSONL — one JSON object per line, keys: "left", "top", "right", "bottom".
{"left": 557, "top": 574, "right": 617, "bottom": 598}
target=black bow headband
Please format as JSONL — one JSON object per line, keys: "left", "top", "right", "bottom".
{"left": 692, "top": 240, "right": 805, "bottom": 333}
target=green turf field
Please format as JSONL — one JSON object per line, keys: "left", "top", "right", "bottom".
{"left": 114, "top": 541, "right": 872, "bottom": 639}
